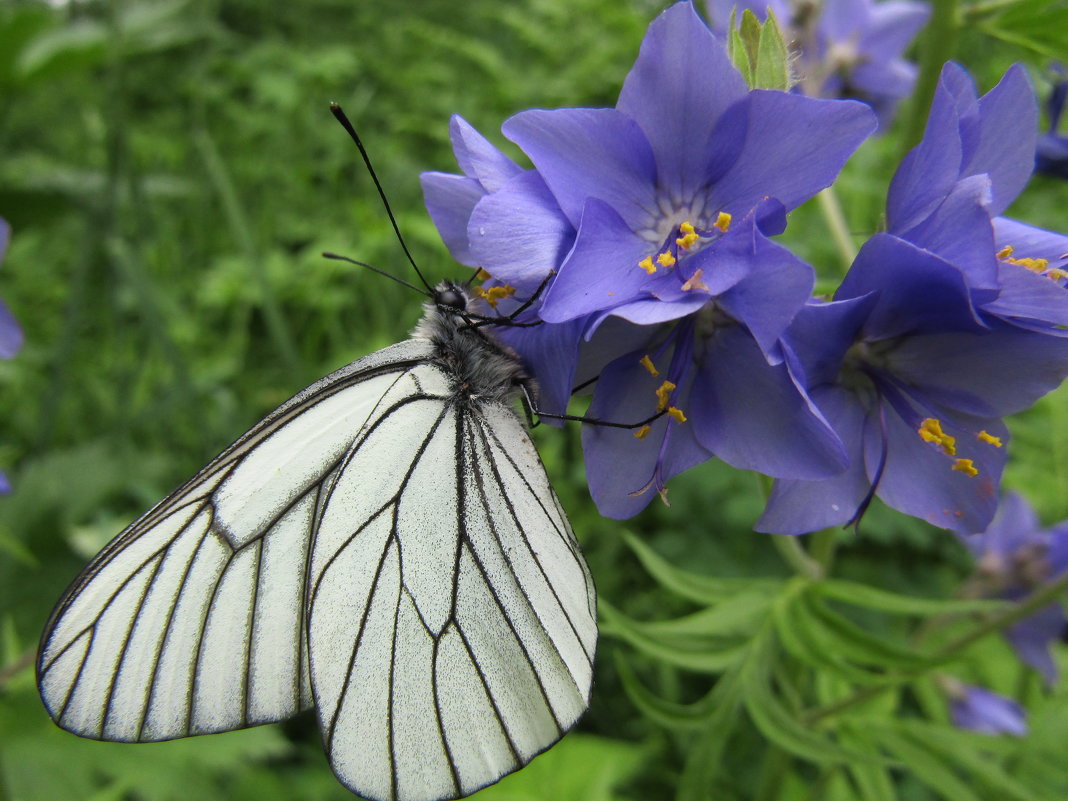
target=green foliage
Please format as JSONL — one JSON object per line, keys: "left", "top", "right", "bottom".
{"left": 1, "top": 0, "right": 1067, "bottom": 800}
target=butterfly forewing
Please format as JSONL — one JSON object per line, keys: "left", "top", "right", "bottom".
{"left": 37, "top": 342, "right": 435, "bottom": 741}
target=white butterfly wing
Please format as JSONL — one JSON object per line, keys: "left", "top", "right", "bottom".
{"left": 37, "top": 341, "right": 436, "bottom": 742}
{"left": 307, "top": 381, "right": 596, "bottom": 801}
{"left": 38, "top": 335, "right": 597, "bottom": 801}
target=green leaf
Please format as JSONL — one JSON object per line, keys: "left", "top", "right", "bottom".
{"left": 738, "top": 9, "right": 763, "bottom": 68}
{"left": 740, "top": 624, "right": 883, "bottom": 766}
{"left": 817, "top": 579, "right": 1011, "bottom": 617}
{"left": 628, "top": 591, "right": 771, "bottom": 637}
{"left": 677, "top": 669, "right": 746, "bottom": 801}
{"left": 14, "top": 19, "right": 108, "bottom": 82}
{"left": 804, "top": 594, "right": 940, "bottom": 672}
{"left": 477, "top": 733, "right": 648, "bottom": 801}
{"left": 838, "top": 724, "right": 898, "bottom": 801}
{"left": 612, "top": 650, "right": 712, "bottom": 731}
{"left": 977, "top": 0, "right": 1068, "bottom": 59}
{"left": 772, "top": 588, "right": 887, "bottom": 685}
{"left": 599, "top": 600, "right": 748, "bottom": 673}
{"left": 726, "top": 10, "right": 751, "bottom": 86}
{"left": 898, "top": 720, "right": 1045, "bottom": 801}
{"left": 619, "top": 530, "right": 781, "bottom": 604}
{"left": 753, "top": 9, "right": 791, "bottom": 90}
{"left": 871, "top": 724, "right": 982, "bottom": 801}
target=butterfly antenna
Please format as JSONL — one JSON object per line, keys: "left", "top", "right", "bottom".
{"left": 330, "top": 102, "right": 433, "bottom": 294}
{"left": 322, "top": 252, "right": 427, "bottom": 295}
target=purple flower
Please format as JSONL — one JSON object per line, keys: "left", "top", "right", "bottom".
{"left": 424, "top": 2, "right": 876, "bottom": 518}
{"left": 1036, "top": 64, "right": 1068, "bottom": 179}
{"left": 704, "top": 0, "right": 930, "bottom": 126}
{"left": 947, "top": 682, "right": 1028, "bottom": 736}
{"left": 885, "top": 62, "right": 1068, "bottom": 335}
{"left": 0, "top": 218, "right": 19, "bottom": 495}
{"left": 959, "top": 493, "right": 1068, "bottom": 684}
{"left": 758, "top": 63, "right": 1068, "bottom": 535}
{"left": 0, "top": 219, "right": 19, "bottom": 360}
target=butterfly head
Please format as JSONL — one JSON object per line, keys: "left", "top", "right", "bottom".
{"left": 432, "top": 282, "right": 470, "bottom": 314}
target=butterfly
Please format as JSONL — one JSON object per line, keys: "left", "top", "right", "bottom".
{"left": 37, "top": 107, "right": 597, "bottom": 801}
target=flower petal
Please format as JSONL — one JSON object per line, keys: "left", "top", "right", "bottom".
{"left": 755, "top": 386, "right": 870, "bottom": 534}
{"left": 784, "top": 295, "right": 879, "bottom": 388}
{"left": 497, "top": 316, "right": 586, "bottom": 420}
{"left": 898, "top": 174, "right": 1000, "bottom": 291}
{"left": 837, "top": 234, "right": 986, "bottom": 338}
{"left": 420, "top": 172, "right": 487, "bottom": 266}
{"left": 691, "top": 326, "right": 847, "bottom": 479}
{"left": 1005, "top": 603, "right": 1064, "bottom": 685}
{"left": 871, "top": 403, "right": 1004, "bottom": 534}
{"left": 861, "top": 0, "right": 931, "bottom": 62}
{"left": 706, "top": 91, "right": 876, "bottom": 213}
{"left": 538, "top": 198, "right": 653, "bottom": 322}
{"left": 448, "top": 115, "right": 522, "bottom": 192}
{"left": 950, "top": 686, "right": 1028, "bottom": 736}
{"left": 886, "top": 321, "right": 1068, "bottom": 417}
{"left": 716, "top": 225, "right": 815, "bottom": 356}
{"left": 503, "top": 107, "right": 658, "bottom": 230}
{"left": 0, "top": 299, "right": 21, "bottom": 360}
{"left": 887, "top": 73, "right": 966, "bottom": 232}
{"left": 965, "top": 63, "right": 1037, "bottom": 217}
{"left": 468, "top": 171, "right": 576, "bottom": 290}
{"left": 616, "top": 1, "right": 748, "bottom": 203}
{"left": 582, "top": 345, "right": 711, "bottom": 519}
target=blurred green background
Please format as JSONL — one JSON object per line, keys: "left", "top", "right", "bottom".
{"left": 1, "top": 0, "right": 1067, "bottom": 799}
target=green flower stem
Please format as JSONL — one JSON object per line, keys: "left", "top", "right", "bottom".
{"left": 772, "top": 534, "right": 824, "bottom": 581}
{"left": 807, "top": 529, "right": 839, "bottom": 574}
{"left": 805, "top": 569, "right": 1068, "bottom": 723}
{"left": 816, "top": 186, "right": 857, "bottom": 271}
{"left": 937, "top": 569, "right": 1068, "bottom": 656}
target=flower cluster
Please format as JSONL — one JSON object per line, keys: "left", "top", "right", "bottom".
{"left": 425, "top": 2, "right": 875, "bottom": 518}
{"left": 759, "top": 63, "right": 1068, "bottom": 535}
{"left": 704, "top": 0, "right": 930, "bottom": 126}
{"left": 422, "top": 2, "right": 1068, "bottom": 536}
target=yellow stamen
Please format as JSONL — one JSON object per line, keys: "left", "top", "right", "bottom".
{"left": 639, "top": 355, "right": 660, "bottom": 376}
{"left": 1048, "top": 268, "right": 1068, "bottom": 282}
{"left": 638, "top": 256, "right": 656, "bottom": 274}
{"left": 476, "top": 268, "right": 492, "bottom": 281}
{"left": 667, "top": 407, "right": 687, "bottom": 423}
{"left": 475, "top": 284, "right": 516, "bottom": 309}
{"left": 918, "top": 418, "right": 956, "bottom": 456}
{"left": 996, "top": 245, "right": 1014, "bottom": 260}
{"left": 952, "top": 458, "right": 979, "bottom": 477}
{"left": 675, "top": 221, "right": 700, "bottom": 250}
{"left": 657, "top": 251, "right": 677, "bottom": 268}
{"left": 977, "top": 430, "right": 1003, "bottom": 447}
{"left": 655, "top": 380, "right": 677, "bottom": 412}
{"left": 1007, "top": 256, "right": 1050, "bottom": 273}
{"left": 713, "top": 211, "right": 732, "bottom": 232}
{"left": 634, "top": 425, "right": 651, "bottom": 440}
{"left": 681, "top": 268, "right": 709, "bottom": 292}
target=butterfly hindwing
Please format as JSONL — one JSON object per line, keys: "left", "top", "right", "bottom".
{"left": 308, "top": 379, "right": 595, "bottom": 801}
